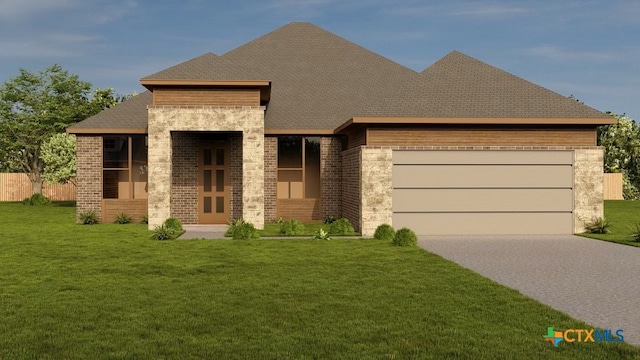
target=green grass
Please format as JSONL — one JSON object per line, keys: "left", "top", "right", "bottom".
{"left": 581, "top": 200, "right": 640, "bottom": 247}
{"left": 1, "top": 202, "right": 638, "bottom": 359}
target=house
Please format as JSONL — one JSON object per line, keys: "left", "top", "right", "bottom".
{"left": 67, "top": 22, "right": 615, "bottom": 236}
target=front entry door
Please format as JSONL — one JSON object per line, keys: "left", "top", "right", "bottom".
{"left": 198, "top": 142, "right": 229, "bottom": 224}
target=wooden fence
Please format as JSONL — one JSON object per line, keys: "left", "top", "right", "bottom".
{"left": 603, "top": 173, "right": 623, "bottom": 200}
{"left": 0, "top": 173, "right": 76, "bottom": 201}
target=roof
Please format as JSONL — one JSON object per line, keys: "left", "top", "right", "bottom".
{"left": 68, "top": 91, "right": 151, "bottom": 132}
{"left": 69, "top": 22, "right": 612, "bottom": 134}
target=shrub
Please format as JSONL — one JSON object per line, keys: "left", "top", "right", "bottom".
{"left": 323, "top": 216, "right": 337, "bottom": 224}
{"left": 140, "top": 214, "right": 149, "bottom": 224}
{"left": 374, "top": 224, "right": 395, "bottom": 241}
{"left": 230, "top": 222, "right": 260, "bottom": 240}
{"left": 629, "top": 223, "right": 640, "bottom": 242}
{"left": 280, "top": 219, "right": 305, "bottom": 235}
{"left": 225, "top": 219, "right": 246, "bottom": 237}
{"left": 392, "top": 227, "right": 418, "bottom": 247}
{"left": 164, "top": 217, "right": 184, "bottom": 233}
{"left": 274, "top": 217, "right": 284, "bottom": 224}
{"left": 22, "top": 193, "right": 51, "bottom": 206}
{"left": 114, "top": 213, "right": 132, "bottom": 224}
{"left": 584, "top": 217, "right": 611, "bottom": 234}
{"left": 150, "top": 224, "right": 174, "bottom": 241}
{"left": 78, "top": 210, "right": 99, "bottom": 225}
{"left": 329, "top": 218, "right": 355, "bottom": 236}
{"left": 312, "top": 228, "right": 331, "bottom": 241}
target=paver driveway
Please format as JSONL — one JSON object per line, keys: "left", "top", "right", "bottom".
{"left": 418, "top": 235, "right": 640, "bottom": 346}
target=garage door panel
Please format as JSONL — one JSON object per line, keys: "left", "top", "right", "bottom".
{"left": 393, "top": 188, "right": 573, "bottom": 212}
{"left": 393, "top": 150, "right": 573, "bottom": 165}
{"left": 393, "top": 212, "right": 574, "bottom": 235}
{"left": 393, "top": 165, "right": 573, "bottom": 188}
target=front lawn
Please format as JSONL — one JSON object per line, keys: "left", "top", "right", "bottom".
{"left": 581, "top": 200, "right": 640, "bottom": 247}
{"left": 1, "top": 202, "right": 638, "bottom": 359}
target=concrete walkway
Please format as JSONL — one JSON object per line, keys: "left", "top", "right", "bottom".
{"left": 180, "top": 225, "right": 228, "bottom": 239}
{"left": 418, "top": 235, "right": 640, "bottom": 346}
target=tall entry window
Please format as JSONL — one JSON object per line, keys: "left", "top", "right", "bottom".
{"left": 103, "top": 136, "right": 148, "bottom": 199}
{"left": 277, "top": 136, "right": 320, "bottom": 199}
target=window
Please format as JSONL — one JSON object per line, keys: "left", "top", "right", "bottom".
{"left": 277, "top": 136, "right": 320, "bottom": 199}
{"left": 103, "top": 136, "right": 148, "bottom": 199}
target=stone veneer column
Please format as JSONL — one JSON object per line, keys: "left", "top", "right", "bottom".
{"left": 76, "top": 135, "right": 103, "bottom": 222}
{"left": 359, "top": 147, "right": 393, "bottom": 237}
{"left": 147, "top": 106, "right": 265, "bottom": 229}
{"left": 574, "top": 148, "right": 604, "bottom": 233}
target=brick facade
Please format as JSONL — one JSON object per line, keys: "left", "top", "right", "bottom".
{"left": 229, "top": 132, "right": 243, "bottom": 221}
{"left": 264, "top": 136, "right": 277, "bottom": 222}
{"left": 341, "top": 146, "right": 361, "bottom": 232}
{"left": 171, "top": 132, "right": 198, "bottom": 224}
{"left": 76, "top": 135, "right": 102, "bottom": 222}
{"left": 321, "top": 136, "right": 342, "bottom": 219}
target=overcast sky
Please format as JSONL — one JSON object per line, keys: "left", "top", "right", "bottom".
{"left": 1, "top": 0, "right": 638, "bottom": 120}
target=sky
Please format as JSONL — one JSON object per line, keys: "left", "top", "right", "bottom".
{"left": 0, "top": 0, "right": 638, "bottom": 120}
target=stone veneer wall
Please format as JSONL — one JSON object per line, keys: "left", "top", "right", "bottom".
{"left": 147, "top": 106, "right": 265, "bottom": 229}
{"left": 171, "top": 132, "right": 198, "bottom": 224}
{"left": 341, "top": 147, "right": 361, "bottom": 233}
{"left": 321, "top": 137, "right": 343, "bottom": 219}
{"left": 76, "top": 135, "right": 102, "bottom": 222}
{"left": 264, "top": 136, "right": 277, "bottom": 222}
{"left": 360, "top": 147, "right": 393, "bottom": 237}
{"left": 574, "top": 148, "right": 604, "bottom": 233}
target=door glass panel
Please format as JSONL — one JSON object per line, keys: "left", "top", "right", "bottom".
{"left": 203, "top": 149, "right": 212, "bottom": 166}
{"left": 216, "top": 170, "right": 224, "bottom": 192}
{"left": 204, "top": 170, "right": 212, "bottom": 192}
{"left": 203, "top": 197, "right": 212, "bottom": 213}
{"left": 216, "top": 197, "right": 224, "bottom": 213}
{"left": 216, "top": 149, "right": 225, "bottom": 166}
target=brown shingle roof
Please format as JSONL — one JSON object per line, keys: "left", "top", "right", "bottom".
{"left": 68, "top": 91, "right": 151, "bottom": 131}
{"left": 71, "top": 23, "right": 610, "bottom": 133}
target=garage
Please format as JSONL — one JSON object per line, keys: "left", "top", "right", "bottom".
{"left": 392, "top": 150, "right": 574, "bottom": 235}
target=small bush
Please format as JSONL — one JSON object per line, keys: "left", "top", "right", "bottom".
{"left": 280, "top": 219, "right": 305, "bottom": 235}
{"left": 392, "top": 227, "right": 418, "bottom": 247}
{"left": 22, "top": 193, "right": 51, "bottom": 206}
{"left": 230, "top": 222, "right": 260, "bottom": 240}
{"left": 225, "top": 219, "right": 246, "bottom": 237}
{"left": 140, "top": 214, "right": 149, "bottom": 224}
{"left": 274, "top": 217, "right": 284, "bottom": 224}
{"left": 629, "top": 223, "right": 640, "bottom": 242}
{"left": 323, "top": 216, "right": 337, "bottom": 224}
{"left": 374, "top": 224, "right": 395, "bottom": 241}
{"left": 78, "top": 210, "right": 99, "bottom": 225}
{"left": 329, "top": 218, "right": 355, "bottom": 236}
{"left": 164, "top": 217, "right": 184, "bottom": 233}
{"left": 114, "top": 213, "right": 132, "bottom": 224}
{"left": 312, "top": 228, "right": 331, "bottom": 241}
{"left": 151, "top": 224, "right": 174, "bottom": 241}
{"left": 584, "top": 217, "right": 611, "bottom": 234}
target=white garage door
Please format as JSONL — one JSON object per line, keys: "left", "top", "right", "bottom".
{"left": 392, "top": 150, "right": 574, "bottom": 235}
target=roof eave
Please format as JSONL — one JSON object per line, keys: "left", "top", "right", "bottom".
{"left": 140, "top": 79, "right": 271, "bottom": 90}
{"left": 67, "top": 128, "right": 148, "bottom": 135}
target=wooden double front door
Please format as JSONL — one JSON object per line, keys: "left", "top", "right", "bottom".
{"left": 198, "top": 142, "right": 229, "bottom": 224}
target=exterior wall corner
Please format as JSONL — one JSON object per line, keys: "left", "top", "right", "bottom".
{"left": 574, "top": 148, "right": 604, "bottom": 233}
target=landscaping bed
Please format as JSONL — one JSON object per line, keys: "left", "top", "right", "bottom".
{"left": 581, "top": 200, "right": 640, "bottom": 247}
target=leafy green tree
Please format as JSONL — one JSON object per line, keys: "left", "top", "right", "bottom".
{"left": 598, "top": 112, "right": 640, "bottom": 199}
{"left": 41, "top": 133, "right": 77, "bottom": 186}
{"left": 0, "top": 65, "right": 121, "bottom": 193}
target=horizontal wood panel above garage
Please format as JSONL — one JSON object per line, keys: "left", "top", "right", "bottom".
{"left": 153, "top": 87, "right": 260, "bottom": 106}
{"left": 366, "top": 125, "right": 597, "bottom": 147}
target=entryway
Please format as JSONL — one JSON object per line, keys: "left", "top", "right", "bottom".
{"left": 198, "top": 142, "right": 229, "bottom": 223}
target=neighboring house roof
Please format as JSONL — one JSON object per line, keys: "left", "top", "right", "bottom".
{"left": 69, "top": 22, "right": 612, "bottom": 134}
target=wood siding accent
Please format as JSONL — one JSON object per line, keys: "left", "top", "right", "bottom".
{"left": 0, "top": 173, "right": 76, "bottom": 201}
{"left": 346, "top": 127, "right": 366, "bottom": 149}
{"left": 277, "top": 198, "right": 322, "bottom": 221}
{"left": 102, "top": 199, "right": 148, "bottom": 222}
{"left": 153, "top": 88, "right": 260, "bottom": 106}
{"left": 367, "top": 126, "right": 597, "bottom": 147}
{"left": 604, "top": 173, "right": 623, "bottom": 200}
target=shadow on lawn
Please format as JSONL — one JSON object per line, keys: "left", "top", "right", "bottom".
{"left": 53, "top": 201, "right": 76, "bottom": 207}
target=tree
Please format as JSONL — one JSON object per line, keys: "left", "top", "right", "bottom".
{"left": 0, "top": 65, "right": 121, "bottom": 193}
{"left": 598, "top": 112, "right": 640, "bottom": 199}
{"left": 41, "top": 133, "right": 77, "bottom": 186}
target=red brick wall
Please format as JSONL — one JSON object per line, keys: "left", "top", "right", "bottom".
{"left": 229, "top": 133, "right": 243, "bottom": 221}
{"left": 171, "top": 132, "right": 198, "bottom": 224}
{"left": 264, "top": 136, "right": 277, "bottom": 222}
{"left": 341, "top": 146, "right": 361, "bottom": 232}
{"left": 76, "top": 135, "right": 102, "bottom": 222}
{"left": 321, "top": 136, "right": 342, "bottom": 219}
